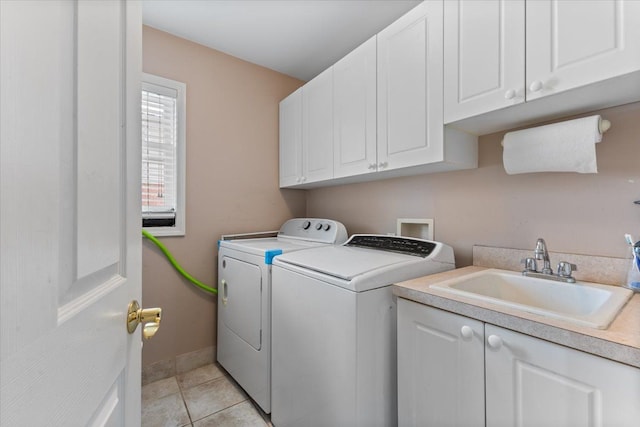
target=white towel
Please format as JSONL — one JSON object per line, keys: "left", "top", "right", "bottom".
{"left": 502, "top": 115, "right": 603, "bottom": 175}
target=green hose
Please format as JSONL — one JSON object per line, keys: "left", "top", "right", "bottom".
{"left": 142, "top": 229, "right": 218, "bottom": 295}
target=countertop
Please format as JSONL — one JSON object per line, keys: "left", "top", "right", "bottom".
{"left": 392, "top": 265, "right": 640, "bottom": 368}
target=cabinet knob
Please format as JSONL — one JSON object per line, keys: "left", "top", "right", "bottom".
{"left": 378, "top": 162, "right": 388, "bottom": 169}
{"left": 504, "top": 89, "right": 516, "bottom": 100}
{"left": 529, "top": 80, "right": 543, "bottom": 92}
{"left": 460, "top": 325, "right": 474, "bottom": 340}
{"left": 300, "top": 176, "right": 306, "bottom": 182}
{"left": 368, "top": 163, "right": 376, "bottom": 170}
{"left": 296, "top": 177, "right": 301, "bottom": 183}
{"left": 487, "top": 334, "right": 503, "bottom": 349}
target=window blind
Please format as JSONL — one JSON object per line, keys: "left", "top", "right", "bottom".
{"left": 141, "top": 85, "right": 177, "bottom": 225}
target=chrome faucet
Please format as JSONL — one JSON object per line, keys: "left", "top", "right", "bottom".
{"left": 534, "top": 238, "right": 553, "bottom": 275}
{"left": 522, "top": 238, "right": 577, "bottom": 283}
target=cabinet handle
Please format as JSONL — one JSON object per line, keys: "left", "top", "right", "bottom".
{"left": 378, "top": 162, "right": 388, "bottom": 169}
{"left": 487, "top": 334, "right": 503, "bottom": 349}
{"left": 529, "top": 80, "right": 543, "bottom": 92}
{"left": 504, "top": 89, "right": 516, "bottom": 100}
{"left": 368, "top": 163, "right": 376, "bottom": 170}
{"left": 300, "top": 176, "right": 306, "bottom": 182}
{"left": 460, "top": 325, "right": 474, "bottom": 340}
{"left": 296, "top": 177, "right": 301, "bottom": 183}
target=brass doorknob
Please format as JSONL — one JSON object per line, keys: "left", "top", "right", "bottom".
{"left": 127, "top": 300, "right": 162, "bottom": 339}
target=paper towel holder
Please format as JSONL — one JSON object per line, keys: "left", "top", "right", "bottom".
{"left": 501, "top": 118, "right": 611, "bottom": 147}
{"left": 599, "top": 118, "right": 612, "bottom": 133}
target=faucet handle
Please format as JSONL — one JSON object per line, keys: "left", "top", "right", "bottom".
{"left": 557, "top": 261, "right": 577, "bottom": 278}
{"left": 521, "top": 257, "right": 537, "bottom": 272}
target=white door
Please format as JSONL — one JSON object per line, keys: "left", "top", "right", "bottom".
{"left": 219, "top": 256, "right": 262, "bottom": 350}
{"left": 1, "top": 1, "right": 143, "bottom": 425}
{"left": 333, "top": 36, "right": 377, "bottom": 178}
{"left": 444, "top": 0, "right": 525, "bottom": 123}
{"left": 526, "top": 0, "right": 640, "bottom": 101}
{"left": 397, "top": 300, "right": 484, "bottom": 427}
{"left": 377, "top": 1, "right": 444, "bottom": 171}
{"left": 278, "top": 88, "right": 302, "bottom": 187}
{"left": 485, "top": 325, "right": 640, "bottom": 426}
{"left": 302, "top": 67, "right": 334, "bottom": 184}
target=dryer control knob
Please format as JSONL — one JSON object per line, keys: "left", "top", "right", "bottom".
{"left": 323, "top": 224, "right": 331, "bottom": 231}
{"left": 302, "top": 220, "right": 311, "bottom": 230}
{"left": 315, "top": 223, "right": 323, "bottom": 230}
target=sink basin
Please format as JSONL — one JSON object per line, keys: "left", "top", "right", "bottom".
{"left": 430, "top": 269, "right": 633, "bottom": 329}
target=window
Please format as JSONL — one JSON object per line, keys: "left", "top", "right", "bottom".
{"left": 141, "top": 73, "right": 186, "bottom": 236}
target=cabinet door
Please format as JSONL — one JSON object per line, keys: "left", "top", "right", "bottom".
{"left": 333, "top": 36, "right": 377, "bottom": 178}
{"left": 302, "top": 67, "right": 333, "bottom": 183}
{"left": 526, "top": 0, "right": 640, "bottom": 101}
{"left": 279, "top": 88, "right": 302, "bottom": 187}
{"left": 444, "top": 0, "right": 525, "bottom": 123}
{"left": 397, "top": 300, "right": 485, "bottom": 427}
{"left": 485, "top": 324, "right": 640, "bottom": 427}
{"left": 377, "top": 1, "right": 444, "bottom": 171}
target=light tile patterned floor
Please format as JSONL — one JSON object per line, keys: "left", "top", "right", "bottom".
{"left": 142, "top": 363, "right": 272, "bottom": 427}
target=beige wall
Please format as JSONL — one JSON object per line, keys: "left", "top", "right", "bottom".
{"left": 307, "top": 102, "right": 640, "bottom": 267}
{"left": 142, "top": 26, "right": 305, "bottom": 366}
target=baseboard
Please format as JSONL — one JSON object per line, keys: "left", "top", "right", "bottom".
{"left": 142, "top": 345, "right": 216, "bottom": 386}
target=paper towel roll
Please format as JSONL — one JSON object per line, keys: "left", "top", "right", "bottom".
{"left": 502, "top": 115, "right": 603, "bottom": 175}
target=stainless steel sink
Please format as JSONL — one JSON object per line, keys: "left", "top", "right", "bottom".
{"left": 430, "top": 269, "right": 632, "bottom": 329}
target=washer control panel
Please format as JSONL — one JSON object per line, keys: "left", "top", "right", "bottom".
{"left": 345, "top": 234, "right": 436, "bottom": 258}
{"left": 278, "top": 218, "right": 348, "bottom": 244}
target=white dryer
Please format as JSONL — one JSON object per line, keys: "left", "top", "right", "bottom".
{"left": 217, "top": 218, "right": 347, "bottom": 414}
{"left": 271, "top": 234, "right": 455, "bottom": 427}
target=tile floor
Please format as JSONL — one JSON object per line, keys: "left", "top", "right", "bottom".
{"left": 142, "top": 363, "right": 273, "bottom": 427}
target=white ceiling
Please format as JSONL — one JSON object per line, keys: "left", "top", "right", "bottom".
{"left": 142, "top": 0, "right": 422, "bottom": 82}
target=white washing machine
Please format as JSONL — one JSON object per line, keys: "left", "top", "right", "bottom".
{"left": 271, "top": 234, "right": 455, "bottom": 427}
{"left": 217, "top": 218, "right": 348, "bottom": 414}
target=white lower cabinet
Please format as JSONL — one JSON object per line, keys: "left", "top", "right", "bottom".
{"left": 485, "top": 324, "right": 640, "bottom": 427}
{"left": 398, "top": 298, "right": 485, "bottom": 427}
{"left": 398, "top": 298, "right": 640, "bottom": 427}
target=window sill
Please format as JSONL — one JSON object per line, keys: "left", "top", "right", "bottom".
{"left": 143, "top": 226, "right": 185, "bottom": 237}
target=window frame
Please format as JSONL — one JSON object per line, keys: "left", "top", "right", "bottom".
{"left": 141, "top": 73, "right": 186, "bottom": 237}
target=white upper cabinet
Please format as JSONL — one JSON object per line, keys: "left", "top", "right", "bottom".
{"left": 444, "top": 0, "right": 525, "bottom": 123}
{"left": 377, "top": 1, "right": 443, "bottom": 171}
{"left": 279, "top": 88, "right": 302, "bottom": 187}
{"left": 526, "top": 0, "right": 640, "bottom": 101}
{"left": 333, "top": 36, "right": 377, "bottom": 179}
{"left": 445, "top": 0, "right": 640, "bottom": 133}
{"left": 302, "top": 67, "right": 334, "bottom": 184}
{"left": 279, "top": 1, "right": 478, "bottom": 189}
{"left": 279, "top": 69, "right": 334, "bottom": 187}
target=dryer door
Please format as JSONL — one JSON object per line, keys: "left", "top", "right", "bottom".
{"left": 219, "top": 256, "right": 262, "bottom": 350}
